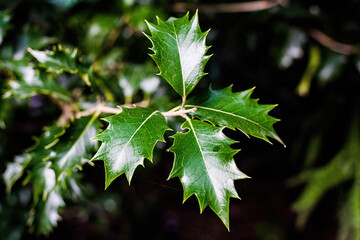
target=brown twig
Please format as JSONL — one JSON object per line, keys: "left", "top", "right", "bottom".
{"left": 172, "top": 0, "right": 287, "bottom": 13}
{"left": 49, "top": 96, "right": 76, "bottom": 126}
{"left": 162, "top": 107, "right": 197, "bottom": 118}
{"left": 75, "top": 100, "right": 196, "bottom": 119}
{"left": 309, "top": 29, "right": 358, "bottom": 55}
{"left": 75, "top": 100, "right": 150, "bottom": 118}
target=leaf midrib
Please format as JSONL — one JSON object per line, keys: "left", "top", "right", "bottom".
{"left": 172, "top": 23, "right": 186, "bottom": 97}
{"left": 186, "top": 104, "right": 270, "bottom": 133}
{"left": 57, "top": 113, "right": 98, "bottom": 169}
{"left": 187, "top": 119, "right": 218, "bottom": 203}
{"left": 115, "top": 110, "right": 159, "bottom": 165}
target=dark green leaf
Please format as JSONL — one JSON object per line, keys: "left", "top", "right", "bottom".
{"left": 3, "top": 116, "right": 99, "bottom": 234}
{"left": 292, "top": 120, "right": 360, "bottom": 227}
{"left": 92, "top": 107, "right": 168, "bottom": 188}
{"left": 51, "top": 114, "right": 100, "bottom": 177}
{"left": 3, "top": 68, "right": 72, "bottom": 103}
{"left": 187, "top": 86, "right": 284, "bottom": 145}
{"left": 338, "top": 181, "right": 360, "bottom": 240}
{"left": 0, "top": 11, "right": 11, "bottom": 46}
{"left": 145, "top": 12, "right": 211, "bottom": 98}
{"left": 28, "top": 46, "right": 82, "bottom": 74}
{"left": 28, "top": 189, "right": 65, "bottom": 234}
{"left": 118, "top": 62, "right": 159, "bottom": 102}
{"left": 317, "top": 51, "right": 346, "bottom": 85}
{"left": 169, "top": 119, "right": 248, "bottom": 230}
{"left": 3, "top": 155, "right": 31, "bottom": 192}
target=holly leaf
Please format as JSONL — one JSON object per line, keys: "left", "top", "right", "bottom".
{"left": 28, "top": 46, "right": 81, "bottom": 74}
{"left": 27, "top": 45, "right": 95, "bottom": 87}
{"left": 118, "top": 62, "right": 159, "bottom": 102}
{"left": 50, "top": 114, "right": 100, "bottom": 177}
{"left": 3, "top": 155, "right": 31, "bottom": 192}
{"left": 3, "top": 116, "right": 99, "bottom": 234}
{"left": 186, "top": 86, "right": 284, "bottom": 145}
{"left": 3, "top": 125, "right": 65, "bottom": 192}
{"left": 0, "top": 11, "right": 11, "bottom": 46}
{"left": 29, "top": 190, "right": 65, "bottom": 234}
{"left": 338, "top": 181, "right": 360, "bottom": 240}
{"left": 145, "top": 11, "right": 211, "bottom": 98}
{"left": 168, "top": 119, "right": 248, "bottom": 230}
{"left": 2, "top": 61, "right": 72, "bottom": 102}
{"left": 92, "top": 107, "right": 168, "bottom": 188}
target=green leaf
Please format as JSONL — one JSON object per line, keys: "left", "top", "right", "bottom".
{"left": 3, "top": 125, "right": 65, "bottom": 192}
{"left": 28, "top": 189, "right": 65, "bottom": 234}
{"left": 3, "top": 155, "right": 31, "bottom": 192}
{"left": 0, "top": 11, "right": 11, "bottom": 46}
{"left": 118, "top": 62, "right": 159, "bottom": 103}
{"left": 3, "top": 62, "right": 72, "bottom": 102}
{"left": 338, "top": 182, "right": 360, "bottom": 240}
{"left": 186, "top": 86, "right": 284, "bottom": 145}
{"left": 291, "top": 120, "right": 359, "bottom": 227}
{"left": 168, "top": 119, "right": 248, "bottom": 230}
{"left": 28, "top": 45, "right": 82, "bottom": 74}
{"left": 50, "top": 114, "right": 100, "bottom": 177}
{"left": 92, "top": 107, "right": 168, "bottom": 188}
{"left": 145, "top": 11, "right": 211, "bottom": 98}
{"left": 84, "top": 14, "right": 120, "bottom": 55}
{"left": 3, "top": 116, "right": 99, "bottom": 234}
{"left": 26, "top": 125, "right": 66, "bottom": 154}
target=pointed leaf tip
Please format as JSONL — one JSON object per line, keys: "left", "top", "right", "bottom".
{"left": 169, "top": 119, "right": 247, "bottom": 229}
{"left": 186, "top": 87, "right": 284, "bottom": 145}
{"left": 92, "top": 107, "right": 168, "bottom": 188}
{"left": 145, "top": 13, "right": 211, "bottom": 98}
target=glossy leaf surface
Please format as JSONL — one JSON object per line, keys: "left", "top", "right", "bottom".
{"left": 28, "top": 46, "right": 81, "bottom": 74}
{"left": 92, "top": 107, "right": 168, "bottom": 188}
{"left": 145, "top": 12, "right": 211, "bottom": 98}
{"left": 169, "top": 119, "right": 248, "bottom": 229}
{"left": 3, "top": 116, "right": 99, "bottom": 234}
{"left": 187, "top": 86, "right": 283, "bottom": 145}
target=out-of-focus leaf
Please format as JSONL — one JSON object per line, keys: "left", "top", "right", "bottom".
{"left": 169, "top": 119, "right": 248, "bottom": 230}
{"left": 28, "top": 46, "right": 82, "bottom": 75}
{"left": 187, "top": 86, "right": 283, "bottom": 145}
{"left": 3, "top": 65, "right": 72, "bottom": 103}
{"left": 50, "top": 114, "right": 100, "bottom": 177}
{"left": 3, "top": 155, "right": 30, "bottom": 192}
{"left": 292, "top": 120, "right": 360, "bottom": 227}
{"left": 28, "top": 190, "right": 64, "bottom": 234}
{"left": 0, "top": 11, "right": 11, "bottom": 46}
{"left": 92, "top": 107, "right": 168, "bottom": 188}
{"left": 127, "top": 5, "right": 166, "bottom": 32}
{"left": 337, "top": 118, "right": 360, "bottom": 240}
{"left": 145, "top": 12, "right": 211, "bottom": 98}
{"left": 317, "top": 51, "right": 346, "bottom": 85}
{"left": 47, "top": 0, "right": 92, "bottom": 9}
{"left": 278, "top": 28, "right": 306, "bottom": 68}
{"left": 338, "top": 181, "right": 360, "bottom": 240}
{"left": 356, "top": 54, "right": 360, "bottom": 74}
{"left": 12, "top": 28, "right": 57, "bottom": 61}
{"left": 118, "top": 62, "right": 159, "bottom": 103}
{"left": 296, "top": 45, "right": 321, "bottom": 96}
{"left": 0, "top": 96, "right": 12, "bottom": 129}
{"left": 3, "top": 115, "right": 99, "bottom": 234}
{"left": 0, "top": 189, "right": 31, "bottom": 240}
{"left": 84, "top": 14, "right": 121, "bottom": 55}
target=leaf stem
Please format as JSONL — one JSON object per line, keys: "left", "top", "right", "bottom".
{"left": 162, "top": 107, "right": 197, "bottom": 118}
{"left": 181, "top": 96, "right": 186, "bottom": 110}
{"left": 75, "top": 100, "right": 196, "bottom": 119}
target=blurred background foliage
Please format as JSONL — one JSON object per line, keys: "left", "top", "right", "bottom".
{"left": 0, "top": 0, "right": 359, "bottom": 239}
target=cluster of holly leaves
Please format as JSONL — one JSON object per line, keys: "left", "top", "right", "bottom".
{"left": 1, "top": 10, "right": 283, "bottom": 235}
